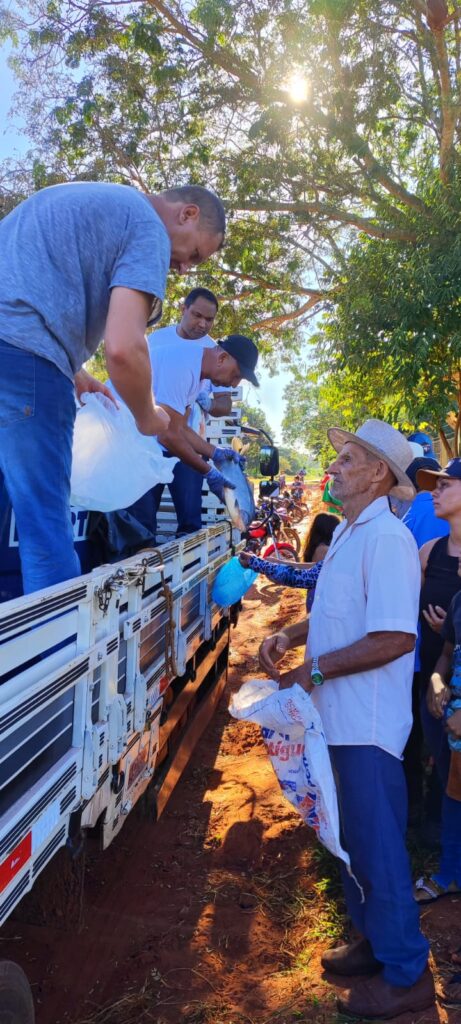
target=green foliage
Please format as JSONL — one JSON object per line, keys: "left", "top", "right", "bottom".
{"left": 5, "top": 0, "right": 461, "bottom": 440}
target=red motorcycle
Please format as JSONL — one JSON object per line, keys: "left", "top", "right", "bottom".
{"left": 246, "top": 504, "right": 298, "bottom": 561}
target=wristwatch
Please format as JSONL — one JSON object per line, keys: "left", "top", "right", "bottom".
{"left": 311, "top": 656, "right": 324, "bottom": 687}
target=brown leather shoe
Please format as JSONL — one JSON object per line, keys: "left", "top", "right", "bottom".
{"left": 337, "top": 966, "right": 436, "bottom": 1019}
{"left": 321, "top": 936, "right": 381, "bottom": 977}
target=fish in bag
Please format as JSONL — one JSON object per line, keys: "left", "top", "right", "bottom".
{"left": 71, "top": 392, "right": 178, "bottom": 512}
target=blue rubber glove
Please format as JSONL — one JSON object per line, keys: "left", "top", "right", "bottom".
{"left": 238, "top": 454, "right": 247, "bottom": 470}
{"left": 212, "top": 445, "right": 239, "bottom": 467}
{"left": 196, "top": 390, "right": 212, "bottom": 413}
{"left": 206, "top": 466, "right": 236, "bottom": 503}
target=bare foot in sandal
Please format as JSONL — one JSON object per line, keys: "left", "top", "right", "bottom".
{"left": 414, "top": 876, "right": 461, "bottom": 904}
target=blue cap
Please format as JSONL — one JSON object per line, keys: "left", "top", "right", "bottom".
{"left": 408, "top": 431, "right": 434, "bottom": 456}
{"left": 416, "top": 457, "right": 461, "bottom": 491}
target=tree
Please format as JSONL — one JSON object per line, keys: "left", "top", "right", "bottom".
{"left": 4, "top": 1, "right": 461, "bottom": 427}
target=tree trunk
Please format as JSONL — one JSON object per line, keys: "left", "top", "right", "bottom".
{"left": 438, "top": 424, "right": 454, "bottom": 459}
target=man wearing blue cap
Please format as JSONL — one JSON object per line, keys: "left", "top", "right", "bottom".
{"left": 408, "top": 431, "right": 435, "bottom": 457}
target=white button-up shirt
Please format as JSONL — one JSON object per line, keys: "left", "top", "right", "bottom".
{"left": 308, "top": 496, "right": 420, "bottom": 759}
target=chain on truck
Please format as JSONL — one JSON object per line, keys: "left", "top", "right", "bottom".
{"left": 0, "top": 389, "right": 280, "bottom": 1024}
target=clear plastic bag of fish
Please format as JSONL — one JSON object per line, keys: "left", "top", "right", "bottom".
{"left": 211, "top": 556, "right": 257, "bottom": 606}
{"left": 229, "top": 679, "right": 352, "bottom": 869}
{"left": 220, "top": 461, "right": 255, "bottom": 531}
{"left": 70, "top": 392, "right": 177, "bottom": 512}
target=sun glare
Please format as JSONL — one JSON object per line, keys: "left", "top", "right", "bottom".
{"left": 286, "top": 73, "right": 309, "bottom": 104}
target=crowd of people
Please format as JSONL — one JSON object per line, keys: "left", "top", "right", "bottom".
{"left": 1, "top": 180, "right": 461, "bottom": 1017}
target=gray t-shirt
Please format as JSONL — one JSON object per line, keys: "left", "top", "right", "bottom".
{"left": 0, "top": 182, "right": 171, "bottom": 380}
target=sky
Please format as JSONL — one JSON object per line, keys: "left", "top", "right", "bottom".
{"left": 0, "top": 41, "right": 293, "bottom": 442}
{"left": 0, "top": 42, "right": 28, "bottom": 160}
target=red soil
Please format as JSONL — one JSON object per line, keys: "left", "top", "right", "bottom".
{"left": 2, "top": 573, "right": 460, "bottom": 1024}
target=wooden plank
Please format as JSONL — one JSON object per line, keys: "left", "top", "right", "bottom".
{"left": 153, "top": 657, "right": 228, "bottom": 820}
{"left": 158, "top": 630, "right": 229, "bottom": 745}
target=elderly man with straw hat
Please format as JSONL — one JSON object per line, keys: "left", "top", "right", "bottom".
{"left": 259, "top": 419, "right": 435, "bottom": 1019}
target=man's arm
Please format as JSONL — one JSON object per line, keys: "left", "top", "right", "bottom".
{"left": 104, "top": 287, "right": 169, "bottom": 436}
{"left": 157, "top": 406, "right": 216, "bottom": 473}
{"left": 278, "top": 630, "right": 415, "bottom": 690}
{"left": 180, "top": 422, "right": 217, "bottom": 459}
{"left": 210, "top": 394, "right": 232, "bottom": 417}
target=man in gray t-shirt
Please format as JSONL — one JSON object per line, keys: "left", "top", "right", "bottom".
{"left": 0, "top": 181, "right": 225, "bottom": 594}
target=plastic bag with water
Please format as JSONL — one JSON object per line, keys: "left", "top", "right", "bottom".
{"left": 70, "top": 392, "right": 177, "bottom": 512}
{"left": 211, "top": 556, "right": 257, "bottom": 606}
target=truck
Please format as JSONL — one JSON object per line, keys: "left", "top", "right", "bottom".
{"left": 0, "top": 394, "right": 282, "bottom": 1024}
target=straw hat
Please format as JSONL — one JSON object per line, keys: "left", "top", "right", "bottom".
{"left": 327, "top": 419, "right": 415, "bottom": 501}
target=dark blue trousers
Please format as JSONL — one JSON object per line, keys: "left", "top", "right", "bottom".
{"left": 124, "top": 454, "right": 204, "bottom": 545}
{"left": 329, "top": 745, "right": 429, "bottom": 987}
{"left": 168, "top": 459, "right": 204, "bottom": 536}
{"left": 420, "top": 698, "right": 461, "bottom": 888}
{"left": 0, "top": 340, "right": 80, "bottom": 593}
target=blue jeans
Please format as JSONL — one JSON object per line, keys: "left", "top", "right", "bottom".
{"left": 329, "top": 745, "right": 429, "bottom": 987}
{"left": 420, "top": 696, "right": 461, "bottom": 887}
{"left": 0, "top": 340, "right": 80, "bottom": 594}
{"left": 126, "top": 456, "right": 203, "bottom": 542}
{"left": 169, "top": 459, "right": 204, "bottom": 536}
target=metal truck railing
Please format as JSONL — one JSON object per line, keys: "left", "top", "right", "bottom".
{"left": 0, "top": 521, "right": 237, "bottom": 927}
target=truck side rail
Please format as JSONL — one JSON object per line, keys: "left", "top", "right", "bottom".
{"left": 0, "top": 522, "right": 235, "bottom": 926}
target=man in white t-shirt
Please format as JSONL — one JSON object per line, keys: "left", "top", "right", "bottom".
{"left": 115, "top": 334, "right": 258, "bottom": 552}
{"left": 151, "top": 287, "right": 232, "bottom": 533}
{"left": 258, "top": 420, "right": 435, "bottom": 1020}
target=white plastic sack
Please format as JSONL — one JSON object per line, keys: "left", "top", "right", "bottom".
{"left": 229, "top": 679, "right": 351, "bottom": 870}
{"left": 70, "top": 392, "right": 178, "bottom": 512}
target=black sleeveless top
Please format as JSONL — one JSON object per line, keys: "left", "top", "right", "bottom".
{"left": 419, "top": 536, "right": 461, "bottom": 686}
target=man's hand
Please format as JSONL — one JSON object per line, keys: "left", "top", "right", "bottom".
{"left": 206, "top": 466, "right": 235, "bottom": 503}
{"left": 239, "top": 551, "right": 253, "bottom": 568}
{"left": 259, "top": 631, "right": 290, "bottom": 679}
{"left": 427, "top": 672, "right": 451, "bottom": 719}
{"left": 422, "top": 604, "right": 447, "bottom": 634}
{"left": 447, "top": 707, "right": 461, "bottom": 741}
{"left": 136, "top": 405, "right": 170, "bottom": 437}
{"left": 278, "top": 660, "right": 313, "bottom": 691}
{"left": 212, "top": 445, "right": 240, "bottom": 467}
{"left": 74, "top": 368, "right": 118, "bottom": 406}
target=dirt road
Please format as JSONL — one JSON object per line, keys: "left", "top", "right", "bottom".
{"left": 3, "top": 576, "right": 460, "bottom": 1023}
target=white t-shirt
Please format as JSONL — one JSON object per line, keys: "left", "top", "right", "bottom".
{"left": 150, "top": 323, "right": 232, "bottom": 400}
{"left": 150, "top": 324, "right": 215, "bottom": 397}
{"left": 146, "top": 337, "right": 203, "bottom": 414}
{"left": 308, "top": 496, "right": 420, "bottom": 759}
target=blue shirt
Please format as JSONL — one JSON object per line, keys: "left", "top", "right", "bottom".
{"left": 402, "top": 491, "right": 449, "bottom": 548}
{"left": 0, "top": 182, "right": 171, "bottom": 380}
